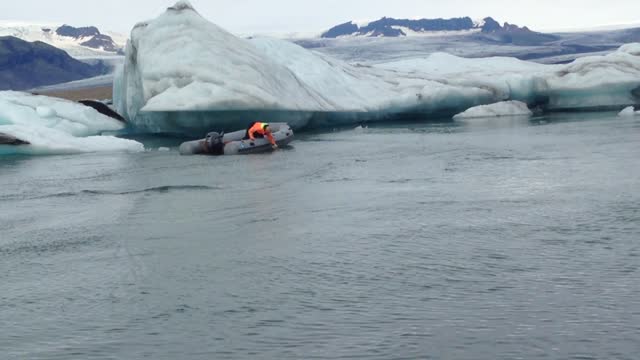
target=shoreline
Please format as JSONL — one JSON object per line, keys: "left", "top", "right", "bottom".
{"left": 32, "top": 85, "right": 113, "bottom": 102}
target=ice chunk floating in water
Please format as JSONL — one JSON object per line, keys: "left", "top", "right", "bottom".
{"left": 618, "top": 106, "right": 640, "bottom": 117}
{"left": 0, "top": 91, "right": 144, "bottom": 155}
{"left": 453, "top": 101, "right": 532, "bottom": 119}
{"left": 114, "top": 1, "right": 640, "bottom": 135}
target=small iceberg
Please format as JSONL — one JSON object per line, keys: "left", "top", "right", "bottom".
{"left": 618, "top": 106, "right": 639, "bottom": 117}
{"left": 453, "top": 101, "right": 533, "bottom": 119}
{"left": 0, "top": 91, "right": 144, "bottom": 156}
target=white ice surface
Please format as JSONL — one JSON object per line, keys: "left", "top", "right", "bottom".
{"left": 618, "top": 106, "right": 640, "bottom": 117}
{"left": 453, "top": 101, "right": 532, "bottom": 119}
{"left": 113, "top": 1, "right": 640, "bottom": 134}
{"left": 0, "top": 91, "right": 143, "bottom": 155}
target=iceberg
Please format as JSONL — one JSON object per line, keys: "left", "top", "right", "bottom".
{"left": 618, "top": 106, "right": 639, "bottom": 117}
{"left": 0, "top": 91, "right": 144, "bottom": 155}
{"left": 114, "top": 1, "right": 640, "bottom": 135}
{"left": 453, "top": 101, "right": 532, "bottom": 119}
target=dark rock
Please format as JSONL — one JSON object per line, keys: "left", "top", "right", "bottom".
{"left": 476, "top": 19, "right": 559, "bottom": 45}
{"left": 0, "top": 132, "right": 30, "bottom": 146}
{"left": 322, "top": 22, "right": 359, "bottom": 38}
{"left": 481, "top": 17, "right": 502, "bottom": 33}
{"left": 80, "top": 34, "right": 119, "bottom": 52}
{"left": 168, "top": 1, "right": 196, "bottom": 12}
{"left": 53, "top": 25, "right": 122, "bottom": 53}
{"left": 321, "top": 15, "right": 558, "bottom": 45}
{"left": 56, "top": 24, "right": 100, "bottom": 39}
{"left": 53, "top": 24, "right": 121, "bottom": 52}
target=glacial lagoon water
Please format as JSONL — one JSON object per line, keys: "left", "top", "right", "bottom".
{"left": 1, "top": 112, "right": 639, "bottom": 359}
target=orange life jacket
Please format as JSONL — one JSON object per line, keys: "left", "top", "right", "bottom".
{"left": 248, "top": 122, "right": 276, "bottom": 145}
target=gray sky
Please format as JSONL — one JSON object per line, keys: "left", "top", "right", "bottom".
{"left": 3, "top": 0, "right": 640, "bottom": 34}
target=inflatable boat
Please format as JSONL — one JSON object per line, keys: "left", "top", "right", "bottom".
{"left": 179, "top": 123, "right": 294, "bottom": 155}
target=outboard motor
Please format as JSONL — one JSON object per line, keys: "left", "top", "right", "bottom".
{"left": 204, "top": 131, "right": 225, "bottom": 155}
{"left": 205, "top": 131, "right": 223, "bottom": 146}
{"left": 179, "top": 131, "right": 225, "bottom": 155}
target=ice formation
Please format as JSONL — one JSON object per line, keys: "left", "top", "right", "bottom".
{"left": 0, "top": 91, "right": 144, "bottom": 155}
{"left": 618, "top": 106, "right": 639, "bottom": 117}
{"left": 453, "top": 101, "right": 532, "bottom": 119}
{"left": 114, "top": 1, "right": 640, "bottom": 135}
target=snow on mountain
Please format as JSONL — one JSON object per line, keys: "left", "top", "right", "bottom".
{"left": 113, "top": 1, "right": 640, "bottom": 135}
{"left": 0, "top": 21, "right": 125, "bottom": 57}
{"left": 322, "top": 17, "right": 478, "bottom": 38}
{"left": 320, "top": 16, "right": 558, "bottom": 45}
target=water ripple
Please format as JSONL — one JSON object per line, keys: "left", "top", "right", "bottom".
{"left": 0, "top": 185, "right": 221, "bottom": 201}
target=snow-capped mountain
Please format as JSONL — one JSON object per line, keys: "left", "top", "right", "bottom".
{"left": 0, "top": 21, "right": 125, "bottom": 57}
{"left": 321, "top": 16, "right": 558, "bottom": 45}
{"left": 322, "top": 17, "right": 480, "bottom": 38}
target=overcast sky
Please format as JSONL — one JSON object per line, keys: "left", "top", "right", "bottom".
{"left": 3, "top": 0, "right": 640, "bottom": 34}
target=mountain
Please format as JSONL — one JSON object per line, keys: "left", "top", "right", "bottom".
{"left": 0, "top": 22, "right": 125, "bottom": 57}
{"left": 477, "top": 18, "right": 559, "bottom": 45}
{"left": 322, "top": 17, "right": 477, "bottom": 38}
{"left": 55, "top": 24, "right": 101, "bottom": 38}
{"left": 54, "top": 25, "right": 121, "bottom": 53}
{"left": 0, "top": 36, "right": 108, "bottom": 90}
{"left": 321, "top": 16, "right": 559, "bottom": 45}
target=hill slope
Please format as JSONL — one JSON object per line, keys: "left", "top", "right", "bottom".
{"left": 0, "top": 36, "right": 107, "bottom": 90}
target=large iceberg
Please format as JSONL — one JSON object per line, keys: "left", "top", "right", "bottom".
{"left": 114, "top": 1, "right": 640, "bottom": 134}
{"left": 0, "top": 91, "right": 144, "bottom": 155}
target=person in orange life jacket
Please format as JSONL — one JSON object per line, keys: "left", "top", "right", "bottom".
{"left": 245, "top": 121, "right": 278, "bottom": 150}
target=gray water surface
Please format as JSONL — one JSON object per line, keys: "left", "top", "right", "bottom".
{"left": 1, "top": 113, "right": 639, "bottom": 359}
